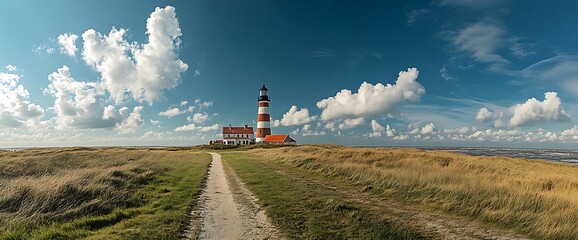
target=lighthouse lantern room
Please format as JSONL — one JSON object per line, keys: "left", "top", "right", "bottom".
{"left": 256, "top": 85, "right": 271, "bottom": 143}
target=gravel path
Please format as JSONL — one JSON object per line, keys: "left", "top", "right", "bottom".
{"left": 187, "top": 152, "right": 281, "bottom": 240}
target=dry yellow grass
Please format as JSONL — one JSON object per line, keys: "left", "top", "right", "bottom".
{"left": 0, "top": 147, "right": 206, "bottom": 238}
{"left": 248, "top": 145, "right": 578, "bottom": 239}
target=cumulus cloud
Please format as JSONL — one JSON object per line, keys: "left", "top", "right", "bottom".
{"left": 407, "top": 123, "right": 437, "bottom": 138}
{"left": 368, "top": 120, "right": 396, "bottom": 138}
{"left": 291, "top": 124, "right": 326, "bottom": 136}
{"left": 420, "top": 123, "right": 436, "bottom": 134}
{"left": 561, "top": 126, "right": 578, "bottom": 141}
{"left": 0, "top": 70, "right": 44, "bottom": 128}
{"left": 175, "top": 123, "right": 196, "bottom": 132}
{"left": 509, "top": 92, "right": 569, "bottom": 127}
{"left": 81, "top": 5, "right": 188, "bottom": 104}
{"left": 369, "top": 120, "right": 385, "bottom": 137}
{"left": 317, "top": 68, "right": 425, "bottom": 121}
{"left": 102, "top": 105, "right": 117, "bottom": 120}
{"left": 116, "top": 106, "right": 144, "bottom": 133}
{"left": 273, "top": 106, "right": 317, "bottom": 127}
{"left": 46, "top": 65, "right": 110, "bottom": 129}
{"left": 475, "top": 107, "right": 494, "bottom": 122}
{"left": 197, "top": 124, "right": 219, "bottom": 132}
{"left": 393, "top": 135, "right": 409, "bottom": 140}
{"left": 158, "top": 107, "right": 184, "bottom": 118}
{"left": 57, "top": 33, "right": 78, "bottom": 56}
{"left": 475, "top": 107, "right": 506, "bottom": 128}
{"left": 338, "top": 118, "right": 365, "bottom": 130}
{"left": 45, "top": 65, "right": 142, "bottom": 132}
{"left": 323, "top": 121, "right": 336, "bottom": 130}
{"left": 189, "top": 112, "right": 209, "bottom": 124}
{"left": 175, "top": 123, "right": 219, "bottom": 132}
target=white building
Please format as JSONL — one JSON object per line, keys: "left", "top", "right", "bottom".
{"left": 222, "top": 125, "right": 255, "bottom": 145}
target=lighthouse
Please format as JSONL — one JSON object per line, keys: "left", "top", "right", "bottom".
{"left": 256, "top": 85, "right": 271, "bottom": 143}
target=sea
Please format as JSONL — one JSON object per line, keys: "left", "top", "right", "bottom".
{"left": 417, "top": 147, "right": 578, "bottom": 165}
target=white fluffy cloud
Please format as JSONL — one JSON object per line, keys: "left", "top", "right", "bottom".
{"left": 509, "top": 92, "right": 569, "bottom": 127}
{"left": 158, "top": 107, "right": 184, "bottom": 118}
{"left": 117, "top": 106, "right": 144, "bottom": 133}
{"left": 317, "top": 68, "right": 425, "bottom": 121}
{"left": 57, "top": 33, "right": 78, "bottom": 56}
{"left": 175, "top": 123, "right": 196, "bottom": 132}
{"left": 175, "top": 123, "right": 219, "bottom": 132}
{"left": 291, "top": 124, "right": 326, "bottom": 136}
{"left": 197, "top": 124, "right": 219, "bottom": 132}
{"left": 46, "top": 65, "right": 109, "bottom": 129}
{"left": 561, "top": 126, "right": 578, "bottom": 141}
{"left": 407, "top": 123, "right": 437, "bottom": 137}
{"left": 369, "top": 119, "right": 385, "bottom": 137}
{"left": 369, "top": 120, "right": 396, "bottom": 138}
{"left": 190, "top": 112, "right": 209, "bottom": 124}
{"left": 81, "top": 6, "right": 188, "bottom": 104}
{"left": 338, "top": 118, "right": 365, "bottom": 130}
{"left": 273, "top": 106, "right": 317, "bottom": 127}
{"left": 420, "top": 123, "right": 436, "bottom": 134}
{"left": 475, "top": 107, "right": 493, "bottom": 122}
{"left": 45, "top": 65, "right": 143, "bottom": 132}
{"left": 0, "top": 70, "right": 44, "bottom": 128}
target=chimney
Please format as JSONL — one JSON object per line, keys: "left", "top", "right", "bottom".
{"left": 244, "top": 124, "right": 248, "bottom": 129}
{"left": 229, "top": 124, "right": 232, "bottom": 130}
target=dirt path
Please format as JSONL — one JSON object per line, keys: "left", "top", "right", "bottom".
{"left": 186, "top": 152, "right": 281, "bottom": 240}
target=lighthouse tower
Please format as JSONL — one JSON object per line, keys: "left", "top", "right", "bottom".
{"left": 256, "top": 85, "right": 271, "bottom": 143}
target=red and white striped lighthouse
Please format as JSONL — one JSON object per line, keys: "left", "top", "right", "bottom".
{"left": 256, "top": 85, "right": 271, "bottom": 143}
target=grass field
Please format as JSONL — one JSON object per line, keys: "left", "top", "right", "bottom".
{"left": 3, "top": 145, "right": 577, "bottom": 239}
{"left": 221, "top": 151, "right": 425, "bottom": 239}
{"left": 223, "top": 145, "right": 578, "bottom": 239}
{"left": 0, "top": 148, "right": 210, "bottom": 239}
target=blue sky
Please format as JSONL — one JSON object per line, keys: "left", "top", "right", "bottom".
{"left": 2, "top": 0, "right": 578, "bottom": 148}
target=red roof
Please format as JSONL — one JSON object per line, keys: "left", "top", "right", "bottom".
{"left": 222, "top": 126, "right": 254, "bottom": 134}
{"left": 264, "top": 134, "right": 296, "bottom": 143}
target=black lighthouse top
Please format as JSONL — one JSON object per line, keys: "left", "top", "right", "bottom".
{"left": 258, "top": 84, "right": 270, "bottom": 102}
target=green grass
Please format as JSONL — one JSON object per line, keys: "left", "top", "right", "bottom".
{"left": 0, "top": 148, "right": 211, "bottom": 240}
{"left": 221, "top": 151, "right": 424, "bottom": 240}
{"left": 245, "top": 145, "right": 578, "bottom": 239}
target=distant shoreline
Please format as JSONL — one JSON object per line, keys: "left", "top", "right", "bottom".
{"left": 3, "top": 145, "right": 577, "bottom": 165}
